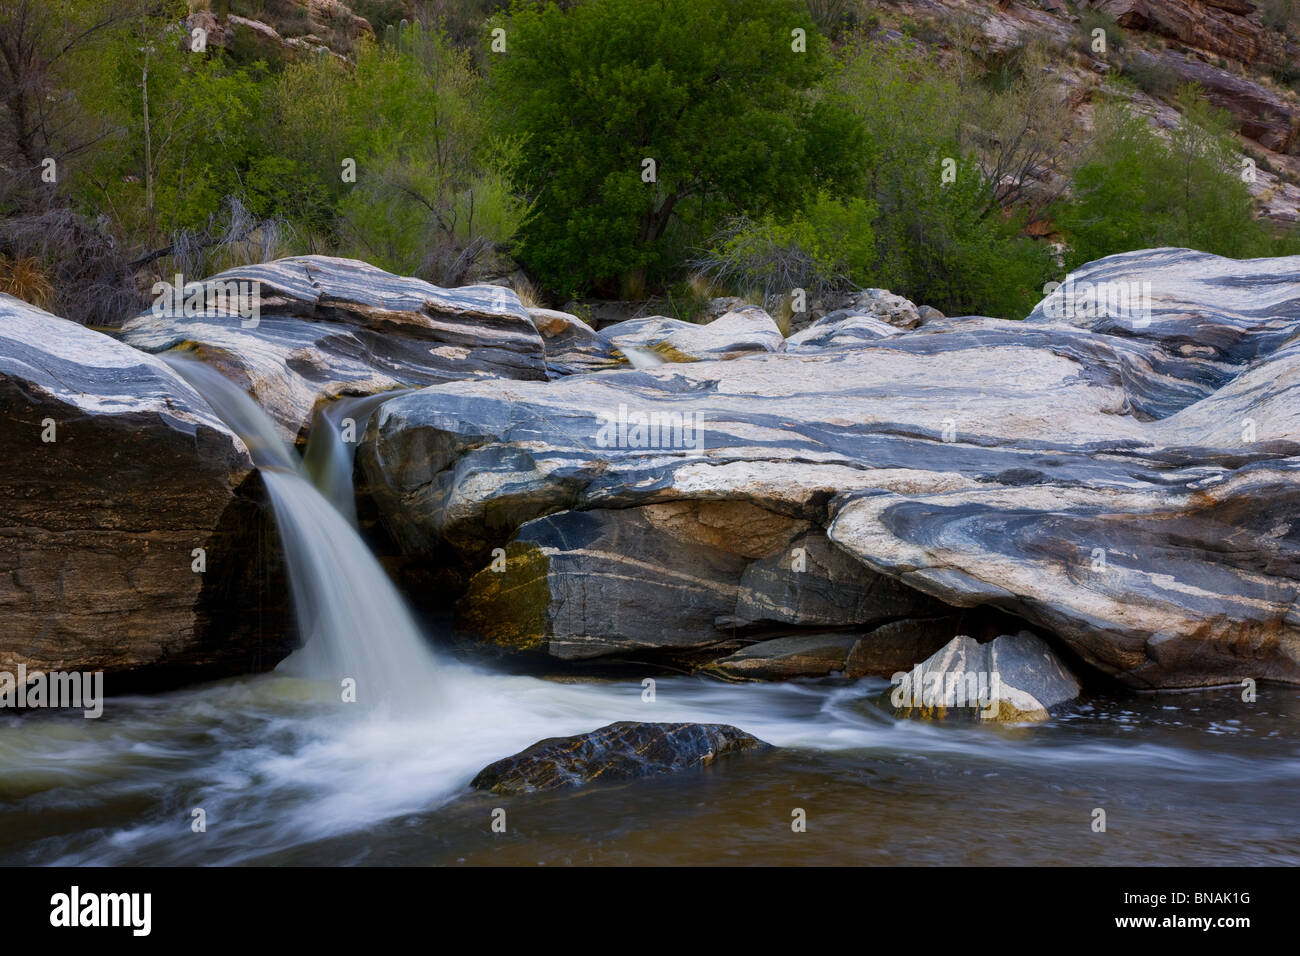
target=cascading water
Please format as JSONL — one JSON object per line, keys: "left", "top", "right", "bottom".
{"left": 160, "top": 354, "right": 440, "bottom": 711}
{"left": 301, "top": 392, "right": 406, "bottom": 526}
{"left": 620, "top": 344, "right": 667, "bottom": 368}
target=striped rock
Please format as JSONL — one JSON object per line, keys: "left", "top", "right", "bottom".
{"left": 601, "top": 306, "right": 785, "bottom": 362}
{"left": 357, "top": 248, "right": 1300, "bottom": 688}
{"left": 0, "top": 294, "right": 290, "bottom": 686}
{"left": 526, "top": 307, "right": 623, "bottom": 377}
{"left": 120, "top": 255, "right": 547, "bottom": 443}
{"left": 888, "top": 632, "right": 1082, "bottom": 723}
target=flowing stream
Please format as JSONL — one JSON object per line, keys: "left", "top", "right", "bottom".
{"left": 0, "top": 356, "right": 1297, "bottom": 865}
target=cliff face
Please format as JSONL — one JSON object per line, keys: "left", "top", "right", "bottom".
{"left": 868, "top": 0, "right": 1300, "bottom": 227}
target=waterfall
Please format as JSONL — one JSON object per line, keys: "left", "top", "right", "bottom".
{"left": 301, "top": 391, "right": 406, "bottom": 526}
{"left": 621, "top": 344, "right": 667, "bottom": 368}
{"left": 160, "top": 353, "right": 440, "bottom": 712}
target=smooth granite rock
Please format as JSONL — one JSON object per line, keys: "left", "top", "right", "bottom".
{"left": 120, "top": 255, "right": 547, "bottom": 443}
{"left": 359, "top": 248, "right": 1300, "bottom": 688}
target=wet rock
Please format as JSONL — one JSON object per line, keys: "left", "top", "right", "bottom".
{"left": 0, "top": 295, "right": 291, "bottom": 685}
{"left": 889, "top": 632, "right": 1082, "bottom": 722}
{"left": 120, "top": 255, "right": 547, "bottom": 443}
{"left": 455, "top": 505, "right": 941, "bottom": 661}
{"left": 470, "top": 721, "right": 770, "bottom": 793}
{"left": 845, "top": 617, "right": 971, "bottom": 679}
{"left": 701, "top": 633, "right": 860, "bottom": 681}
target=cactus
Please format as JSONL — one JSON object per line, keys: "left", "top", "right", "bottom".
{"left": 384, "top": 23, "right": 394, "bottom": 46}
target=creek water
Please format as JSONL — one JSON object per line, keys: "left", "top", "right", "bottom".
{"left": 0, "top": 356, "right": 1296, "bottom": 866}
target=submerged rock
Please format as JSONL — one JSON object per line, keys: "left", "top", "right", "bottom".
{"left": 120, "top": 255, "right": 547, "bottom": 443}
{"left": 0, "top": 294, "right": 291, "bottom": 685}
{"left": 470, "top": 721, "right": 770, "bottom": 793}
{"left": 889, "top": 632, "right": 1082, "bottom": 722}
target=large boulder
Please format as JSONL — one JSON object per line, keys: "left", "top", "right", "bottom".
{"left": 0, "top": 295, "right": 291, "bottom": 687}
{"left": 120, "top": 255, "right": 547, "bottom": 443}
{"left": 889, "top": 632, "right": 1082, "bottom": 722}
{"left": 470, "top": 721, "right": 770, "bottom": 793}
{"left": 455, "top": 505, "right": 943, "bottom": 662}
{"left": 359, "top": 249, "right": 1300, "bottom": 689}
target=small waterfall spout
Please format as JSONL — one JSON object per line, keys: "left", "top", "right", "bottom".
{"left": 161, "top": 353, "right": 440, "bottom": 711}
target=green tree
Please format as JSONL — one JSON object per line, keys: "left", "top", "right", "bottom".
{"left": 489, "top": 0, "right": 856, "bottom": 298}
{"left": 1060, "top": 89, "right": 1276, "bottom": 268}
{"left": 825, "top": 38, "right": 1053, "bottom": 317}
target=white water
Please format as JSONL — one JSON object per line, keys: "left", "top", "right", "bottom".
{"left": 620, "top": 344, "right": 667, "bottom": 368}
{"left": 301, "top": 392, "right": 404, "bottom": 525}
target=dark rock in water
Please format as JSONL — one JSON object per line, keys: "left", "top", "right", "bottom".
{"left": 120, "top": 255, "right": 547, "bottom": 443}
{"left": 0, "top": 294, "right": 291, "bottom": 685}
{"left": 889, "top": 632, "right": 1082, "bottom": 723}
{"left": 702, "top": 633, "right": 860, "bottom": 681}
{"left": 470, "top": 721, "right": 770, "bottom": 794}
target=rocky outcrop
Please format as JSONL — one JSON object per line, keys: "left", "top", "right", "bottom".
{"left": 470, "top": 721, "right": 770, "bottom": 793}
{"left": 455, "top": 506, "right": 944, "bottom": 661}
{"left": 1125, "top": 48, "right": 1299, "bottom": 153}
{"left": 601, "top": 306, "right": 785, "bottom": 362}
{"left": 119, "top": 256, "right": 547, "bottom": 443}
{"left": 360, "top": 248, "right": 1300, "bottom": 689}
{"left": 889, "top": 632, "right": 1082, "bottom": 722}
{"left": 526, "top": 307, "right": 623, "bottom": 376}
{"left": 0, "top": 295, "right": 291, "bottom": 687}
{"left": 1088, "top": 0, "right": 1292, "bottom": 68}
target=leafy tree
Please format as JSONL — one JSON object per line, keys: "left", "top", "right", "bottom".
{"left": 1059, "top": 89, "right": 1285, "bottom": 268}
{"left": 824, "top": 38, "right": 1053, "bottom": 317}
{"left": 489, "top": 0, "right": 858, "bottom": 298}
{"left": 276, "top": 26, "right": 521, "bottom": 282}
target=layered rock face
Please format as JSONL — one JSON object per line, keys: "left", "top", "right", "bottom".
{"left": 470, "top": 721, "right": 770, "bottom": 793}
{"left": 0, "top": 295, "right": 291, "bottom": 687}
{"left": 120, "top": 256, "right": 548, "bottom": 443}
{"left": 359, "top": 248, "right": 1300, "bottom": 689}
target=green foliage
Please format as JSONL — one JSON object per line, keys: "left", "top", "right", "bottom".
{"left": 275, "top": 28, "right": 522, "bottom": 282}
{"left": 820, "top": 38, "right": 1053, "bottom": 317}
{"left": 488, "top": 0, "right": 857, "bottom": 298}
{"left": 697, "top": 192, "right": 878, "bottom": 306}
{"left": 1058, "top": 89, "right": 1287, "bottom": 268}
